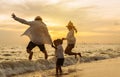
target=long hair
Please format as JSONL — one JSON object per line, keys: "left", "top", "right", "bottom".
{"left": 67, "top": 21, "right": 77, "bottom": 33}
{"left": 73, "top": 26, "right": 77, "bottom": 33}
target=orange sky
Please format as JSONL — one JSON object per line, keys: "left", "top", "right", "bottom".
{"left": 0, "top": 0, "right": 120, "bottom": 44}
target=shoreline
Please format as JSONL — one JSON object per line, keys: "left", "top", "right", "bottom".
{"left": 12, "top": 57, "right": 120, "bottom": 77}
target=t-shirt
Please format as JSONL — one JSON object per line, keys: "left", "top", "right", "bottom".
{"left": 55, "top": 45, "right": 64, "bottom": 59}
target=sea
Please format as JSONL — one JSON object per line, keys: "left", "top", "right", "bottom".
{"left": 0, "top": 43, "right": 120, "bottom": 77}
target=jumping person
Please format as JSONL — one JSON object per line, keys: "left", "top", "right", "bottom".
{"left": 62, "top": 21, "right": 81, "bottom": 58}
{"left": 12, "top": 13, "right": 53, "bottom": 60}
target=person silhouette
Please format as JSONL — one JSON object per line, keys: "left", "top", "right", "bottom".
{"left": 53, "top": 39, "right": 64, "bottom": 75}
{"left": 62, "top": 21, "right": 81, "bottom": 58}
{"left": 12, "top": 13, "right": 53, "bottom": 60}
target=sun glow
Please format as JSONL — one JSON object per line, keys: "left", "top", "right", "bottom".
{"left": 0, "top": 0, "right": 120, "bottom": 43}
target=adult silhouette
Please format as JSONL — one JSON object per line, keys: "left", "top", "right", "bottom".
{"left": 62, "top": 21, "right": 81, "bottom": 58}
{"left": 12, "top": 13, "right": 52, "bottom": 60}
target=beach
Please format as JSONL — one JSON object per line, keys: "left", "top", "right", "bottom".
{"left": 1, "top": 0, "right": 120, "bottom": 77}
{"left": 0, "top": 44, "right": 120, "bottom": 77}
{"left": 12, "top": 57, "right": 120, "bottom": 77}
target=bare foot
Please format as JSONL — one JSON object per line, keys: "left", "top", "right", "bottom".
{"left": 78, "top": 53, "right": 82, "bottom": 58}
{"left": 45, "top": 54, "right": 48, "bottom": 59}
{"left": 29, "top": 52, "right": 33, "bottom": 60}
{"left": 60, "top": 72, "right": 63, "bottom": 75}
{"left": 75, "top": 54, "right": 77, "bottom": 59}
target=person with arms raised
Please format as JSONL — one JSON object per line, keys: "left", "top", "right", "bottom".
{"left": 12, "top": 13, "right": 53, "bottom": 60}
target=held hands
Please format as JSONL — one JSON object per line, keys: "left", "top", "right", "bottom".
{"left": 11, "top": 13, "right": 16, "bottom": 18}
{"left": 51, "top": 44, "right": 57, "bottom": 49}
{"left": 51, "top": 43, "right": 55, "bottom": 48}
{"left": 62, "top": 38, "right": 66, "bottom": 40}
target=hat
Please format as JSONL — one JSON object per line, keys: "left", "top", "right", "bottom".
{"left": 35, "top": 16, "right": 42, "bottom": 21}
{"left": 66, "top": 21, "right": 74, "bottom": 27}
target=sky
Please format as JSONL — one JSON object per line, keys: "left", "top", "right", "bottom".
{"left": 0, "top": 0, "right": 120, "bottom": 44}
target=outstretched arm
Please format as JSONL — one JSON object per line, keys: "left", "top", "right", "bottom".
{"left": 51, "top": 43, "right": 57, "bottom": 49}
{"left": 62, "top": 38, "right": 67, "bottom": 40}
{"left": 12, "top": 13, "right": 30, "bottom": 25}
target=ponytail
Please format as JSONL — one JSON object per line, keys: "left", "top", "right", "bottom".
{"left": 67, "top": 21, "right": 77, "bottom": 33}
{"left": 73, "top": 26, "right": 77, "bottom": 33}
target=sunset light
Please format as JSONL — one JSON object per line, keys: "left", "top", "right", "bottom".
{"left": 0, "top": 0, "right": 120, "bottom": 44}
{"left": 1, "top": 1, "right": 120, "bottom": 77}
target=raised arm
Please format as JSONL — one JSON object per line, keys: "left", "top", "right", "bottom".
{"left": 51, "top": 44, "right": 57, "bottom": 49}
{"left": 12, "top": 13, "right": 30, "bottom": 25}
{"left": 62, "top": 38, "right": 67, "bottom": 40}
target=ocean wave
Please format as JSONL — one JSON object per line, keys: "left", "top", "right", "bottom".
{"left": 0, "top": 47, "right": 120, "bottom": 77}
{"left": 0, "top": 57, "right": 75, "bottom": 77}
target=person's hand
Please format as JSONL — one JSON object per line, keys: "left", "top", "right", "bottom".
{"left": 62, "top": 38, "right": 65, "bottom": 40}
{"left": 12, "top": 13, "right": 16, "bottom": 18}
{"left": 51, "top": 44, "right": 54, "bottom": 48}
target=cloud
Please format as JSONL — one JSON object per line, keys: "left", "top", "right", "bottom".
{"left": 1, "top": 0, "right": 120, "bottom": 43}
{"left": 0, "top": 0, "right": 93, "bottom": 17}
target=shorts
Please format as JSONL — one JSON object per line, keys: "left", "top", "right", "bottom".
{"left": 27, "top": 41, "right": 46, "bottom": 52}
{"left": 56, "top": 58, "right": 64, "bottom": 66}
{"left": 65, "top": 44, "right": 75, "bottom": 54}
{"left": 67, "top": 44, "right": 75, "bottom": 48}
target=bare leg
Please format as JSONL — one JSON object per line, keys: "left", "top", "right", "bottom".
{"left": 59, "top": 66, "right": 63, "bottom": 75}
{"left": 42, "top": 50, "right": 48, "bottom": 59}
{"left": 56, "top": 66, "right": 59, "bottom": 75}
{"left": 27, "top": 49, "right": 33, "bottom": 60}
{"left": 78, "top": 53, "right": 82, "bottom": 57}
{"left": 65, "top": 46, "right": 77, "bottom": 58}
